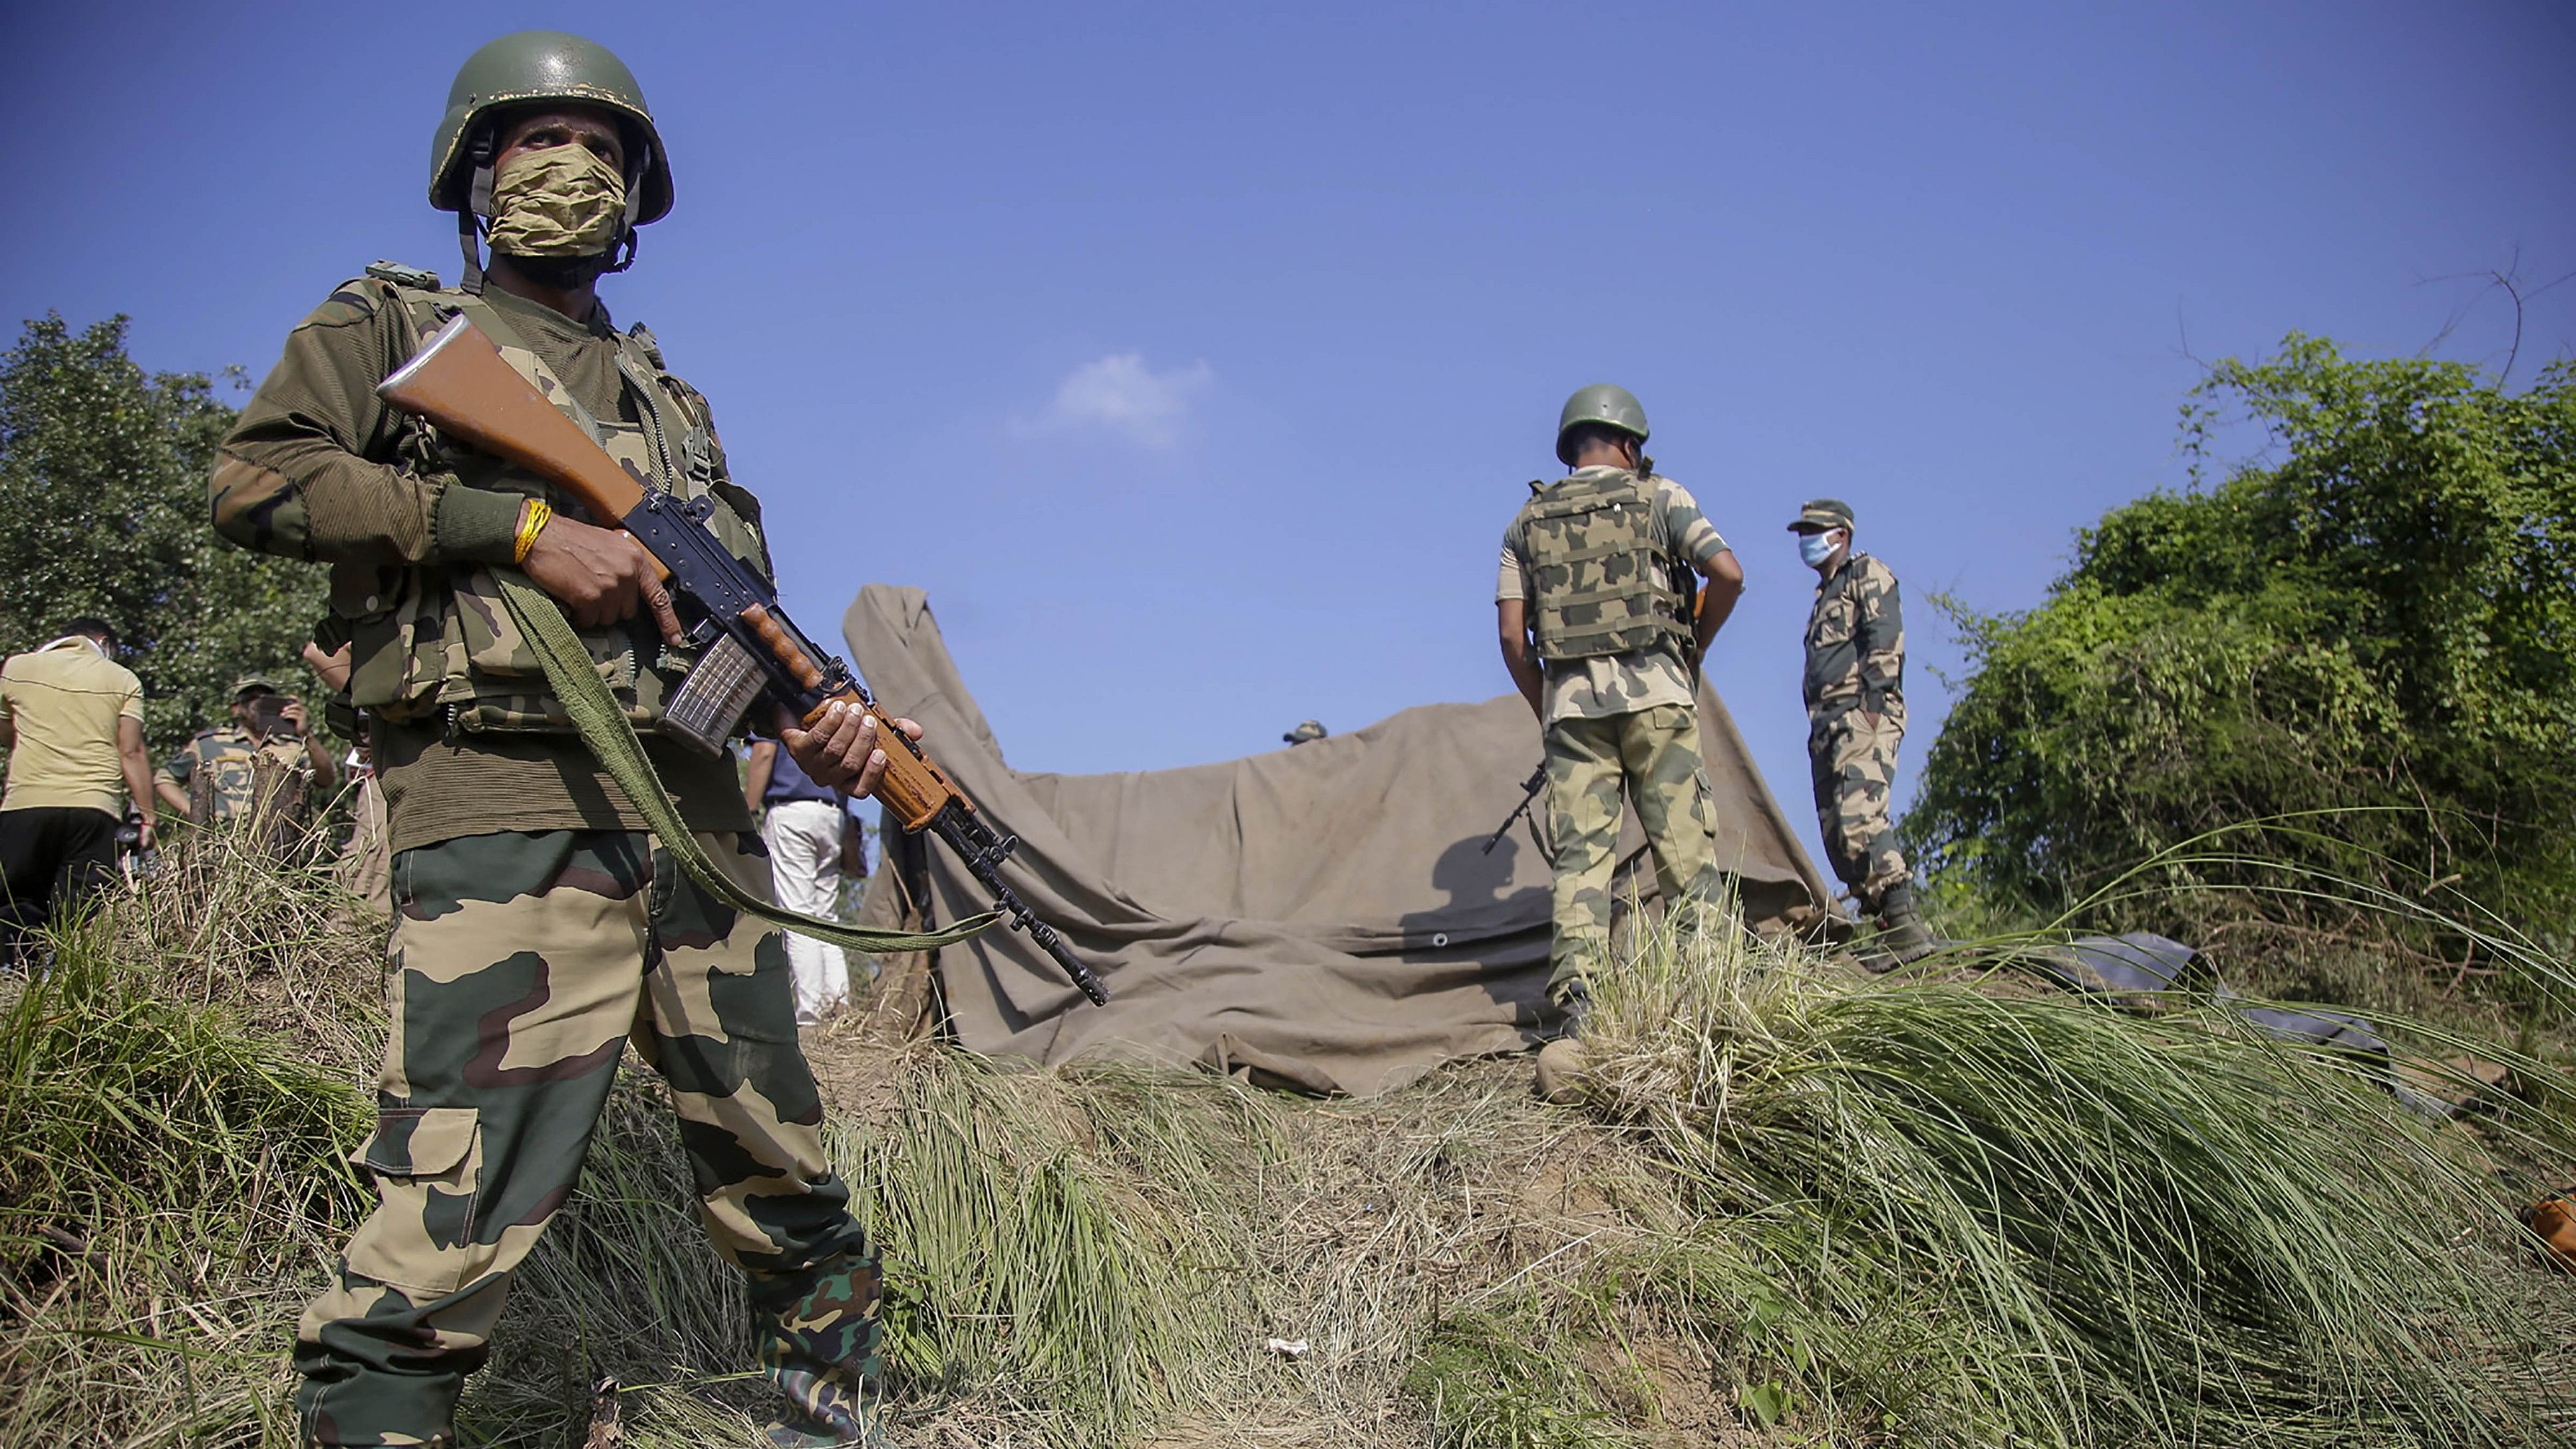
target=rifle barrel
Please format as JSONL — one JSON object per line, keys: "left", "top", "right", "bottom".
{"left": 1481, "top": 762, "right": 1551, "bottom": 855}
{"left": 932, "top": 808, "right": 1112, "bottom": 1005}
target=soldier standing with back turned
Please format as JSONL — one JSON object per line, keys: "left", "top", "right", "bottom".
{"left": 1789, "top": 498, "right": 1932, "bottom": 966}
{"left": 1498, "top": 386, "right": 1744, "bottom": 1099}
{"left": 210, "top": 31, "right": 915, "bottom": 1448}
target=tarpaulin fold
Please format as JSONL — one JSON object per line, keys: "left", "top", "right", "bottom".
{"left": 847, "top": 583, "right": 1833, "bottom": 1096}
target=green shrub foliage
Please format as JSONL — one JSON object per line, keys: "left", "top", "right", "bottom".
{"left": 0, "top": 312, "right": 325, "bottom": 752}
{"left": 1909, "top": 335, "right": 2576, "bottom": 955}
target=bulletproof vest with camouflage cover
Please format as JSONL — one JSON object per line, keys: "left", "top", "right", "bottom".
{"left": 181, "top": 727, "right": 261, "bottom": 825}
{"left": 1512, "top": 470, "right": 1694, "bottom": 663}
{"left": 184, "top": 728, "right": 316, "bottom": 846}
{"left": 335, "top": 274, "right": 772, "bottom": 737}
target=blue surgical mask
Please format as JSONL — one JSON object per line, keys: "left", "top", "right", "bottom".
{"left": 1799, "top": 531, "right": 1841, "bottom": 567}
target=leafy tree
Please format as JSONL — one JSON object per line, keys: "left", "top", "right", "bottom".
{"left": 0, "top": 312, "right": 325, "bottom": 758}
{"left": 1908, "top": 335, "right": 2576, "bottom": 969}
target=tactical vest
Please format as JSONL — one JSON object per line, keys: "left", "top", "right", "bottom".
{"left": 1511, "top": 470, "right": 1694, "bottom": 663}
{"left": 182, "top": 728, "right": 261, "bottom": 824}
{"left": 185, "top": 730, "right": 314, "bottom": 844}
{"left": 331, "top": 275, "right": 773, "bottom": 737}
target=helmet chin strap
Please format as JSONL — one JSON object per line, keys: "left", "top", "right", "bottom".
{"left": 599, "top": 147, "right": 647, "bottom": 275}
{"left": 458, "top": 130, "right": 494, "bottom": 295}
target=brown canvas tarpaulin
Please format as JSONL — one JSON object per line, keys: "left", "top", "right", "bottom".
{"left": 846, "top": 584, "right": 1834, "bottom": 1096}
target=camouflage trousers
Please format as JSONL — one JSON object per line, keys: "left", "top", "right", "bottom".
{"left": 1807, "top": 705, "right": 1909, "bottom": 906}
{"left": 1543, "top": 703, "right": 1720, "bottom": 999}
{"left": 294, "top": 828, "right": 882, "bottom": 1448}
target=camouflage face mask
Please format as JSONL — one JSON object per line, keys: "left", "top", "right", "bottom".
{"left": 484, "top": 144, "right": 627, "bottom": 258}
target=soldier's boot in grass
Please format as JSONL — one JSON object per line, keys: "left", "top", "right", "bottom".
{"left": 1535, "top": 983, "right": 1592, "bottom": 1106}
{"left": 1859, "top": 883, "right": 1936, "bottom": 973}
{"left": 1534, "top": 1037, "right": 1592, "bottom": 1105}
{"left": 766, "top": 1419, "right": 891, "bottom": 1449}
{"left": 756, "top": 1252, "right": 894, "bottom": 1448}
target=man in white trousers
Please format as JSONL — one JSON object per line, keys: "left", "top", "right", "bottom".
{"left": 744, "top": 727, "right": 856, "bottom": 1024}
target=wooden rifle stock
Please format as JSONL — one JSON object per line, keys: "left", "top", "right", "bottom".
{"left": 378, "top": 319, "right": 651, "bottom": 550}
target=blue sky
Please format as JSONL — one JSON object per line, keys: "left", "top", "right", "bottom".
{"left": 5, "top": 1, "right": 2571, "bottom": 885}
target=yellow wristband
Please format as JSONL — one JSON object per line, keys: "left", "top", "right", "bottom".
{"left": 513, "top": 499, "right": 554, "bottom": 564}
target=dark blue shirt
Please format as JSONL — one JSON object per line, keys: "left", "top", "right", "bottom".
{"left": 750, "top": 730, "right": 838, "bottom": 807}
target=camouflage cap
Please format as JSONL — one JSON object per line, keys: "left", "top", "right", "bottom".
{"left": 1283, "top": 720, "right": 1329, "bottom": 745}
{"left": 230, "top": 674, "right": 281, "bottom": 699}
{"left": 1787, "top": 498, "right": 1856, "bottom": 534}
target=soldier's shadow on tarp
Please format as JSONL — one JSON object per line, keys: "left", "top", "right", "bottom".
{"left": 1396, "top": 833, "right": 1555, "bottom": 1028}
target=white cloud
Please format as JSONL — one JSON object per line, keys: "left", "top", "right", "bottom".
{"left": 1037, "top": 352, "right": 1215, "bottom": 448}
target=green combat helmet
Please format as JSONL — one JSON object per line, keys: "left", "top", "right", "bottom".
{"left": 1555, "top": 385, "right": 1650, "bottom": 466}
{"left": 1283, "top": 720, "right": 1329, "bottom": 746}
{"left": 428, "top": 31, "right": 674, "bottom": 291}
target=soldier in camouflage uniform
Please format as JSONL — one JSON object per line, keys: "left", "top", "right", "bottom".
{"left": 154, "top": 675, "right": 339, "bottom": 837}
{"left": 1790, "top": 498, "right": 1932, "bottom": 966}
{"left": 209, "top": 32, "right": 917, "bottom": 1448}
{"left": 1498, "top": 386, "right": 1745, "bottom": 1043}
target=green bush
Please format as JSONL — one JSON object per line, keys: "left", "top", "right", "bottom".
{"left": 0, "top": 312, "right": 327, "bottom": 752}
{"left": 1907, "top": 336, "right": 2576, "bottom": 971}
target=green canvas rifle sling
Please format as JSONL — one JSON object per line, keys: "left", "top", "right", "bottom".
{"left": 496, "top": 571, "right": 996, "bottom": 954}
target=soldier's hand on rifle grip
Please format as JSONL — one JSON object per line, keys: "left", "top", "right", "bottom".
{"left": 521, "top": 514, "right": 686, "bottom": 645}
{"left": 784, "top": 700, "right": 920, "bottom": 800}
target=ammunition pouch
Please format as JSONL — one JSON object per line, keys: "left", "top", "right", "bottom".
{"left": 336, "top": 279, "right": 772, "bottom": 740}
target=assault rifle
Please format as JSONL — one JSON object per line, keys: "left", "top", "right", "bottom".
{"left": 1481, "top": 762, "right": 1548, "bottom": 856}
{"left": 379, "top": 315, "right": 1110, "bottom": 1007}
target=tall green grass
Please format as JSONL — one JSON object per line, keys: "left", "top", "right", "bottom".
{"left": 1564, "top": 902, "right": 2570, "bottom": 1446}
{"left": 1, "top": 842, "right": 1284, "bottom": 1447}
{"left": 10, "top": 840, "right": 2569, "bottom": 1448}
{"left": 839, "top": 1056, "right": 1278, "bottom": 1444}
{"left": 0, "top": 878, "right": 371, "bottom": 1447}
{"left": 1935, "top": 814, "right": 2576, "bottom": 1032}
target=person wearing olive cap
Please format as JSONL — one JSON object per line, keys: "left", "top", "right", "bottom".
{"left": 211, "top": 31, "right": 915, "bottom": 1448}
{"left": 1499, "top": 385, "right": 1744, "bottom": 1096}
{"left": 1789, "top": 498, "right": 1932, "bottom": 965}
{"left": 153, "top": 674, "right": 337, "bottom": 829}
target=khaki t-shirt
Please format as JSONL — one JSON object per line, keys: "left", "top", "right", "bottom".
{"left": 0, "top": 637, "right": 143, "bottom": 816}
{"left": 1498, "top": 469, "right": 1731, "bottom": 725}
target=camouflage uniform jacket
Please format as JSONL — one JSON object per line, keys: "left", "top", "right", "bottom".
{"left": 1802, "top": 551, "right": 1904, "bottom": 722}
{"left": 212, "top": 273, "right": 773, "bottom": 736}
{"left": 209, "top": 275, "right": 762, "bottom": 852}
{"left": 1500, "top": 468, "right": 1730, "bottom": 726}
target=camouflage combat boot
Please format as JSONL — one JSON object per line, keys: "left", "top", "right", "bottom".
{"left": 754, "top": 1254, "right": 895, "bottom": 1448}
{"left": 766, "top": 1420, "right": 891, "bottom": 1449}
